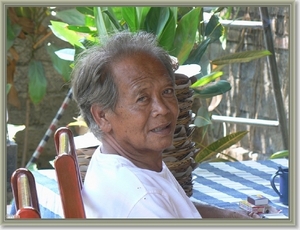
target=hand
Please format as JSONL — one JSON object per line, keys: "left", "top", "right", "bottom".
{"left": 225, "top": 210, "right": 261, "bottom": 219}
{"left": 193, "top": 201, "right": 261, "bottom": 219}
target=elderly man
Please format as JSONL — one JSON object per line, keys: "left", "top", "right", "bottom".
{"left": 71, "top": 31, "right": 256, "bottom": 219}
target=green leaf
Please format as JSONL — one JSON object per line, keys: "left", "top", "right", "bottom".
{"left": 84, "top": 14, "right": 96, "bottom": 27}
{"left": 46, "top": 43, "right": 72, "bottom": 82}
{"left": 205, "top": 14, "right": 224, "bottom": 43}
{"left": 6, "top": 15, "right": 22, "bottom": 51}
{"left": 193, "top": 80, "right": 231, "bottom": 98}
{"left": 211, "top": 50, "right": 272, "bottom": 66}
{"left": 49, "top": 21, "right": 85, "bottom": 49}
{"left": 67, "top": 25, "right": 94, "bottom": 33}
{"left": 111, "top": 7, "right": 123, "bottom": 20}
{"left": 144, "top": 7, "right": 169, "bottom": 37}
{"left": 55, "top": 8, "right": 86, "bottom": 26}
{"left": 122, "top": 7, "right": 138, "bottom": 32}
{"left": 94, "top": 7, "right": 118, "bottom": 38}
{"left": 28, "top": 60, "right": 47, "bottom": 104}
{"left": 102, "top": 8, "right": 123, "bottom": 31}
{"left": 194, "top": 107, "right": 212, "bottom": 128}
{"left": 184, "top": 38, "right": 210, "bottom": 64}
{"left": 157, "top": 8, "right": 176, "bottom": 51}
{"left": 76, "top": 7, "right": 94, "bottom": 16}
{"left": 191, "top": 71, "right": 223, "bottom": 88}
{"left": 136, "top": 7, "right": 151, "bottom": 30}
{"left": 195, "top": 131, "right": 248, "bottom": 163}
{"left": 171, "top": 7, "right": 201, "bottom": 64}
{"left": 94, "top": 7, "right": 107, "bottom": 38}
{"left": 269, "top": 150, "right": 289, "bottom": 159}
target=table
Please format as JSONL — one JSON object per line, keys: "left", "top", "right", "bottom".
{"left": 9, "top": 158, "right": 289, "bottom": 218}
{"left": 190, "top": 158, "right": 289, "bottom": 217}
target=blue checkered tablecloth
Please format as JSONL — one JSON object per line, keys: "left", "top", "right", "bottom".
{"left": 191, "top": 158, "right": 289, "bottom": 217}
{"left": 9, "top": 158, "right": 289, "bottom": 218}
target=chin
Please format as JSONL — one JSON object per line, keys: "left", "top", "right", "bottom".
{"left": 159, "top": 140, "right": 174, "bottom": 151}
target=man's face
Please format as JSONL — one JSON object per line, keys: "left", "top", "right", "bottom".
{"left": 105, "top": 52, "right": 179, "bottom": 155}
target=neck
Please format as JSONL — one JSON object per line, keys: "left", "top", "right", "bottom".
{"left": 101, "top": 134, "right": 163, "bottom": 172}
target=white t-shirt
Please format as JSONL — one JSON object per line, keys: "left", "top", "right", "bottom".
{"left": 82, "top": 146, "right": 201, "bottom": 218}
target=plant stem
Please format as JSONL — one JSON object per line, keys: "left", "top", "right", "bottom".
{"left": 33, "top": 31, "right": 52, "bottom": 50}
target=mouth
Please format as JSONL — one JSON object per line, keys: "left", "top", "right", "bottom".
{"left": 150, "top": 123, "right": 173, "bottom": 135}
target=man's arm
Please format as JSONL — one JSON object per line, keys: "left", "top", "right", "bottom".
{"left": 193, "top": 201, "right": 260, "bottom": 219}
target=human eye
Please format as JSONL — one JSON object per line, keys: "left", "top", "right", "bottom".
{"left": 163, "top": 88, "right": 175, "bottom": 96}
{"left": 137, "top": 95, "right": 148, "bottom": 103}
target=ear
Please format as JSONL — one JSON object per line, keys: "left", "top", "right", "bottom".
{"left": 90, "top": 104, "right": 112, "bottom": 133}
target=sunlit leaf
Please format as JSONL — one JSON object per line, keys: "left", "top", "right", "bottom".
{"left": 28, "top": 60, "right": 47, "bottom": 104}
{"left": 211, "top": 50, "right": 272, "bottom": 65}
{"left": 191, "top": 71, "right": 223, "bottom": 88}
{"left": 49, "top": 21, "right": 85, "bottom": 49}
{"left": 195, "top": 131, "right": 248, "bottom": 163}
{"left": 67, "top": 25, "right": 94, "bottom": 33}
{"left": 269, "top": 150, "right": 289, "bottom": 159}
{"left": 55, "top": 48, "right": 75, "bottom": 61}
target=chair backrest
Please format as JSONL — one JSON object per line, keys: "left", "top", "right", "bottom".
{"left": 10, "top": 127, "right": 86, "bottom": 219}
{"left": 10, "top": 168, "right": 41, "bottom": 218}
{"left": 53, "top": 127, "right": 86, "bottom": 218}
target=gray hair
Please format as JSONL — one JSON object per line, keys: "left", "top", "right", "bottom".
{"left": 71, "top": 31, "right": 175, "bottom": 139}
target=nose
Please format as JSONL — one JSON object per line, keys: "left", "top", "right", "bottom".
{"left": 151, "top": 96, "right": 170, "bottom": 117}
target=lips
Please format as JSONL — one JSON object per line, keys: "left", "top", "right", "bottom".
{"left": 151, "top": 123, "right": 172, "bottom": 135}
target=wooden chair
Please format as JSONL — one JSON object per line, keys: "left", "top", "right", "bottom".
{"left": 10, "top": 168, "right": 41, "bottom": 218}
{"left": 10, "top": 127, "right": 86, "bottom": 219}
{"left": 53, "top": 127, "right": 86, "bottom": 218}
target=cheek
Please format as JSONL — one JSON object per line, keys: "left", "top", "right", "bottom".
{"left": 171, "top": 100, "right": 179, "bottom": 118}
